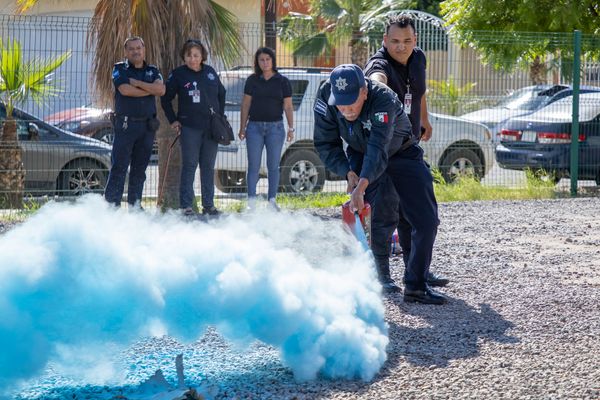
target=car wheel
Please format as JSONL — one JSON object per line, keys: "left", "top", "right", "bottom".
{"left": 214, "top": 170, "right": 247, "bottom": 193}
{"left": 279, "top": 149, "right": 325, "bottom": 193}
{"left": 93, "top": 128, "right": 115, "bottom": 145}
{"left": 57, "top": 159, "right": 108, "bottom": 196}
{"left": 440, "top": 148, "right": 483, "bottom": 183}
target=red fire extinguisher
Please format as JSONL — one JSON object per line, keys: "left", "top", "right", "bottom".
{"left": 342, "top": 200, "right": 372, "bottom": 246}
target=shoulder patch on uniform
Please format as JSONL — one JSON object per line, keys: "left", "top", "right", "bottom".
{"left": 314, "top": 98, "right": 328, "bottom": 116}
{"left": 374, "top": 112, "right": 388, "bottom": 123}
{"left": 207, "top": 72, "right": 216, "bottom": 80}
{"left": 112, "top": 69, "right": 120, "bottom": 79}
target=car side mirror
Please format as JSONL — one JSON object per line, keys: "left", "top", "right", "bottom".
{"left": 28, "top": 122, "right": 40, "bottom": 141}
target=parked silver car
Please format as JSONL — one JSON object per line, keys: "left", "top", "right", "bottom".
{"left": 214, "top": 67, "right": 494, "bottom": 193}
{"left": 1, "top": 105, "right": 112, "bottom": 197}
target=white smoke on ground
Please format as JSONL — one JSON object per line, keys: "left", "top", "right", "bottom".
{"left": 0, "top": 195, "right": 388, "bottom": 393}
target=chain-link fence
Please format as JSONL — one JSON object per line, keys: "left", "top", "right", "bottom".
{"left": 1, "top": 14, "right": 599, "bottom": 211}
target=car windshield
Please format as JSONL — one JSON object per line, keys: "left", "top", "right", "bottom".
{"left": 496, "top": 87, "right": 549, "bottom": 111}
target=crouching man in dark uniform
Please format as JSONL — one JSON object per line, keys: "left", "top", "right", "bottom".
{"left": 104, "top": 36, "right": 165, "bottom": 209}
{"left": 313, "top": 64, "right": 446, "bottom": 304}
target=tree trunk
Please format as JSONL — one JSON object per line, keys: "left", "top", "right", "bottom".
{"left": 529, "top": 56, "right": 547, "bottom": 85}
{"left": 156, "top": 106, "right": 181, "bottom": 211}
{"left": 350, "top": 32, "right": 369, "bottom": 69}
{"left": 0, "top": 118, "right": 25, "bottom": 209}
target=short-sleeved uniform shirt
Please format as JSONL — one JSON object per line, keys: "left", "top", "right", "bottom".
{"left": 112, "top": 60, "right": 162, "bottom": 118}
{"left": 313, "top": 79, "right": 412, "bottom": 184}
{"left": 160, "top": 64, "right": 226, "bottom": 129}
{"left": 244, "top": 72, "right": 292, "bottom": 122}
{"left": 364, "top": 47, "right": 427, "bottom": 141}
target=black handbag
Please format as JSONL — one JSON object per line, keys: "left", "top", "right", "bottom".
{"left": 209, "top": 107, "right": 234, "bottom": 145}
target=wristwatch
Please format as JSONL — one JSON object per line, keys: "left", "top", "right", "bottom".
{"left": 288, "top": 127, "right": 295, "bottom": 132}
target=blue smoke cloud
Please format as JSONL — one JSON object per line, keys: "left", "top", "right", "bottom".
{"left": 0, "top": 196, "right": 388, "bottom": 392}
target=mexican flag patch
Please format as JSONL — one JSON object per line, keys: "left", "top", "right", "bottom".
{"left": 374, "top": 112, "right": 388, "bottom": 123}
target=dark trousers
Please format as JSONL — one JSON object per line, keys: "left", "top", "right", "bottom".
{"left": 365, "top": 145, "right": 439, "bottom": 291}
{"left": 104, "top": 118, "right": 155, "bottom": 206}
{"left": 179, "top": 125, "right": 218, "bottom": 210}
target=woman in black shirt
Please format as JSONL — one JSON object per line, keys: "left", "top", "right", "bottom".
{"left": 161, "top": 39, "right": 225, "bottom": 216}
{"left": 238, "top": 47, "right": 294, "bottom": 210}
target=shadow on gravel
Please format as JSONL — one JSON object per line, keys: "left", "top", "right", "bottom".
{"left": 382, "top": 298, "right": 520, "bottom": 371}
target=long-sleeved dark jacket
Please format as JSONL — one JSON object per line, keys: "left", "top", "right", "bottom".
{"left": 161, "top": 64, "right": 225, "bottom": 129}
{"left": 313, "top": 79, "right": 412, "bottom": 183}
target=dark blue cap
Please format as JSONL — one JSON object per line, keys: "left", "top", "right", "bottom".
{"left": 328, "top": 64, "right": 366, "bottom": 106}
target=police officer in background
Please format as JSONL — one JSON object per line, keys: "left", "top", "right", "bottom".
{"left": 314, "top": 64, "right": 446, "bottom": 304}
{"left": 364, "top": 14, "right": 449, "bottom": 288}
{"left": 104, "top": 36, "right": 165, "bottom": 209}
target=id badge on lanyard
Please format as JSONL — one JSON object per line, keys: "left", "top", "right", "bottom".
{"left": 190, "top": 81, "right": 201, "bottom": 103}
{"left": 404, "top": 84, "right": 412, "bottom": 114}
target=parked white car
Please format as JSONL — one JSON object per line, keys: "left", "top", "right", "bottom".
{"left": 215, "top": 67, "right": 494, "bottom": 193}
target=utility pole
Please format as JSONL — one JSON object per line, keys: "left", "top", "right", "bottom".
{"left": 265, "top": 0, "right": 277, "bottom": 49}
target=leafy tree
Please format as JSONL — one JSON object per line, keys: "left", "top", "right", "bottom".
{"left": 441, "top": 0, "right": 600, "bottom": 83}
{"left": 0, "top": 38, "right": 71, "bottom": 208}
{"left": 279, "top": 0, "right": 414, "bottom": 68}
{"left": 413, "top": 0, "right": 444, "bottom": 17}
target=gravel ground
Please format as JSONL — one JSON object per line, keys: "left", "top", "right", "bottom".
{"left": 7, "top": 197, "right": 600, "bottom": 399}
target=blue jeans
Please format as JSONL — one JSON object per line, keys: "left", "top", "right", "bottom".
{"left": 245, "top": 120, "right": 285, "bottom": 199}
{"left": 179, "top": 125, "right": 218, "bottom": 210}
{"left": 104, "top": 118, "right": 155, "bottom": 206}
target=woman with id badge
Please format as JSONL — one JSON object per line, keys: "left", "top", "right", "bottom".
{"left": 161, "top": 39, "right": 226, "bottom": 216}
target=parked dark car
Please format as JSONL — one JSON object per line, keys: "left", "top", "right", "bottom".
{"left": 495, "top": 92, "right": 600, "bottom": 184}
{"left": 462, "top": 84, "right": 600, "bottom": 141}
{"left": 44, "top": 105, "right": 114, "bottom": 144}
{"left": 2, "top": 105, "right": 112, "bottom": 196}
{"left": 45, "top": 105, "right": 158, "bottom": 163}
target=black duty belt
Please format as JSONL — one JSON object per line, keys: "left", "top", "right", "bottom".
{"left": 115, "top": 114, "right": 153, "bottom": 122}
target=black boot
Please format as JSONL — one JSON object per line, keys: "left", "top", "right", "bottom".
{"left": 404, "top": 285, "right": 447, "bottom": 305}
{"left": 426, "top": 271, "right": 450, "bottom": 287}
{"left": 375, "top": 259, "right": 401, "bottom": 294}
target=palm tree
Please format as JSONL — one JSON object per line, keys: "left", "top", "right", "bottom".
{"left": 0, "top": 38, "right": 71, "bottom": 208}
{"left": 427, "top": 75, "right": 476, "bottom": 115}
{"left": 18, "top": 0, "right": 244, "bottom": 209}
{"left": 278, "top": 0, "right": 412, "bottom": 68}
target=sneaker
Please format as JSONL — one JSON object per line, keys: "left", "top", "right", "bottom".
{"left": 202, "top": 206, "right": 221, "bottom": 216}
{"left": 182, "top": 207, "right": 195, "bottom": 216}
{"left": 128, "top": 201, "right": 144, "bottom": 212}
{"left": 246, "top": 197, "right": 257, "bottom": 211}
{"left": 268, "top": 198, "right": 280, "bottom": 212}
